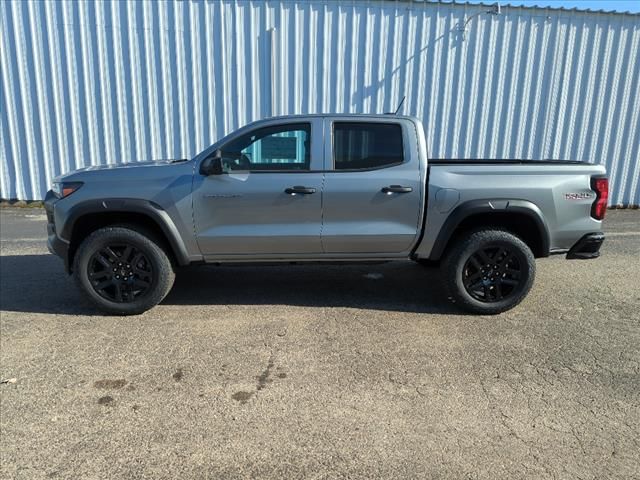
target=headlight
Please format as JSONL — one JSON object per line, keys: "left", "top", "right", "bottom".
{"left": 52, "top": 181, "right": 83, "bottom": 198}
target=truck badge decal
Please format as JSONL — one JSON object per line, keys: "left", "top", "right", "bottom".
{"left": 564, "top": 192, "right": 593, "bottom": 200}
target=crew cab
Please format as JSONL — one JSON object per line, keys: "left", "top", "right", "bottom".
{"left": 45, "top": 115, "right": 608, "bottom": 315}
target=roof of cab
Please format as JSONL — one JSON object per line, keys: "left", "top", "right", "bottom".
{"left": 255, "top": 113, "right": 421, "bottom": 122}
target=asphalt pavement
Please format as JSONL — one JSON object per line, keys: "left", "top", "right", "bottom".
{"left": 1, "top": 208, "right": 639, "bottom": 479}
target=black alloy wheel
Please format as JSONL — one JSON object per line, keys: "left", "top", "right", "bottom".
{"left": 462, "top": 246, "right": 521, "bottom": 303}
{"left": 87, "top": 243, "right": 154, "bottom": 303}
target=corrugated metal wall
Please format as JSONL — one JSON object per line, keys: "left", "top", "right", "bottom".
{"left": 1, "top": 0, "right": 639, "bottom": 204}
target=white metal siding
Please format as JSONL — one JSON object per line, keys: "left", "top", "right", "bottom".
{"left": 1, "top": 0, "right": 639, "bottom": 205}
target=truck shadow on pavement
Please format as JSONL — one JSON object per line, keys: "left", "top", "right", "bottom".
{"left": 0, "top": 254, "right": 463, "bottom": 315}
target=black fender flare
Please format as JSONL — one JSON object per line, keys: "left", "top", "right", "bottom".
{"left": 428, "top": 199, "right": 550, "bottom": 260}
{"left": 61, "top": 198, "right": 191, "bottom": 266}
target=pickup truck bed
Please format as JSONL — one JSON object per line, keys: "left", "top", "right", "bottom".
{"left": 420, "top": 160, "right": 606, "bottom": 260}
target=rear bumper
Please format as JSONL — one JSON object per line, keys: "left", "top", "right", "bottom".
{"left": 44, "top": 190, "right": 70, "bottom": 271}
{"left": 566, "top": 232, "right": 605, "bottom": 260}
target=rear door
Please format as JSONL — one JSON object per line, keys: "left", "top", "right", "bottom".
{"left": 192, "top": 118, "right": 324, "bottom": 256}
{"left": 321, "top": 119, "right": 423, "bottom": 254}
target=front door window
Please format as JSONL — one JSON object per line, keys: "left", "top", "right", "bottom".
{"left": 221, "top": 123, "right": 311, "bottom": 172}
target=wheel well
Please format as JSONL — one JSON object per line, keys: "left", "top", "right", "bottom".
{"left": 68, "top": 212, "right": 177, "bottom": 269}
{"left": 449, "top": 212, "right": 547, "bottom": 258}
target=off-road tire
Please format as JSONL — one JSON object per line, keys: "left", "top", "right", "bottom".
{"left": 442, "top": 229, "right": 535, "bottom": 314}
{"left": 73, "top": 226, "right": 175, "bottom": 315}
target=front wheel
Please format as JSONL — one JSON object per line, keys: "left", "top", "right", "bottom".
{"left": 442, "top": 229, "right": 535, "bottom": 314}
{"left": 73, "top": 226, "right": 175, "bottom": 315}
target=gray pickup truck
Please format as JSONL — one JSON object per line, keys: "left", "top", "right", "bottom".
{"left": 45, "top": 114, "right": 608, "bottom": 315}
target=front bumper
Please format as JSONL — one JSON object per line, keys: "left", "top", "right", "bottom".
{"left": 44, "top": 190, "right": 70, "bottom": 270}
{"left": 566, "top": 232, "right": 605, "bottom": 260}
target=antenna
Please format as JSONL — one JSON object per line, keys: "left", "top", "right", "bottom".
{"left": 394, "top": 96, "right": 406, "bottom": 115}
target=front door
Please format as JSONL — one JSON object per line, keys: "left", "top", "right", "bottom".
{"left": 192, "top": 120, "right": 324, "bottom": 257}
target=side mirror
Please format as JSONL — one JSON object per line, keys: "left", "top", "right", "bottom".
{"left": 199, "top": 150, "right": 224, "bottom": 176}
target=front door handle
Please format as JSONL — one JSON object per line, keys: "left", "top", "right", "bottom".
{"left": 381, "top": 185, "right": 413, "bottom": 194}
{"left": 285, "top": 186, "right": 317, "bottom": 195}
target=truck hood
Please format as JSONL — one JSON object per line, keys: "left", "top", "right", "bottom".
{"left": 53, "top": 159, "right": 189, "bottom": 182}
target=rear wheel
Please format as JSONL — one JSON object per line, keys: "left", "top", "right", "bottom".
{"left": 73, "top": 226, "right": 175, "bottom": 315}
{"left": 442, "top": 229, "right": 535, "bottom": 314}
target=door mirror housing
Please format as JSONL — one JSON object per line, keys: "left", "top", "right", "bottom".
{"left": 200, "top": 150, "right": 224, "bottom": 176}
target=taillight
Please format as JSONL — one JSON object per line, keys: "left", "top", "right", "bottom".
{"left": 590, "top": 177, "right": 608, "bottom": 220}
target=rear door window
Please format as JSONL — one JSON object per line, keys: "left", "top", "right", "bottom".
{"left": 333, "top": 122, "right": 404, "bottom": 170}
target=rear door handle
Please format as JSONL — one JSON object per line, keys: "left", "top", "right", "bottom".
{"left": 381, "top": 185, "right": 413, "bottom": 194}
{"left": 285, "top": 186, "right": 317, "bottom": 195}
